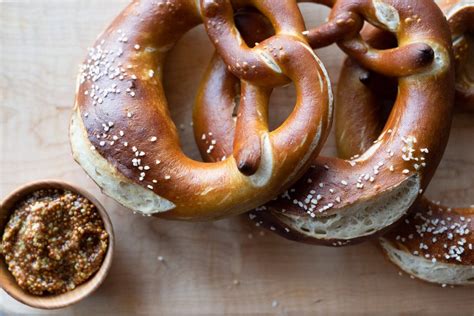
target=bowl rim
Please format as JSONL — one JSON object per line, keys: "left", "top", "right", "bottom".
{"left": 0, "top": 179, "right": 115, "bottom": 309}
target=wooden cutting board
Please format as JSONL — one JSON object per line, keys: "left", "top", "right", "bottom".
{"left": 1, "top": 1, "right": 473, "bottom": 315}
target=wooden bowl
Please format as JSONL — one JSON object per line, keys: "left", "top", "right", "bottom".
{"left": 0, "top": 180, "right": 115, "bottom": 309}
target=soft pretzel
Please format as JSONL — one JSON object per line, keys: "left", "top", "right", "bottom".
{"left": 334, "top": 8, "right": 474, "bottom": 285}
{"left": 196, "top": 0, "right": 454, "bottom": 244}
{"left": 69, "top": 0, "right": 332, "bottom": 220}
{"left": 437, "top": 0, "right": 474, "bottom": 110}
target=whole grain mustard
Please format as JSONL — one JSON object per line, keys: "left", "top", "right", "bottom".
{"left": 1, "top": 189, "right": 108, "bottom": 295}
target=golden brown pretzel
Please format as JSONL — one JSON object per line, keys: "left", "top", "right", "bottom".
{"left": 69, "top": 0, "right": 332, "bottom": 220}
{"left": 196, "top": 0, "right": 455, "bottom": 244}
{"left": 438, "top": 0, "right": 474, "bottom": 110}
{"left": 335, "top": 8, "right": 474, "bottom": 285}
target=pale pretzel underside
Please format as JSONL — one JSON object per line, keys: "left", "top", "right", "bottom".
{"left": 275, "top": 176, "right": 419, "bottom": 241}
{"left": 380, "top": 238, "right": 474, "bottom": 285}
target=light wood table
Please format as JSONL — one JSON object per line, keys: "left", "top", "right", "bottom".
{"left": 1, "top": 1, "right": 473, "bottom": 315}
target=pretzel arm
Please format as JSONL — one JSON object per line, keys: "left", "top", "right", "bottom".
{"left": 233, "top": 83, "right": 271, "bottom": 175}
{"left": 305, "top": 11, "right": 363, "bottom": 49}
{"left": 340, "top": 37, "right": 435, "bottom": 77}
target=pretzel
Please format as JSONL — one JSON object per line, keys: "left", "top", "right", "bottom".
{"left": 333, "top": 4, "right": 474, "bottom": 284}
{"left": 69, "top": 0, "right": 332, "bottom": 220}
{"left": 437, "top": 0, "right": 474, "bottom": 110}
{"left": 337, "top": 30, "right": 474, "bottom": 285}
{"left": 196, "top": 0, "right": 454, "bottom": 245}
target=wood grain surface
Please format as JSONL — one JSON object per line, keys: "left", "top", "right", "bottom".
{"left": 1, "top": 1, "right": 473, "bottom": 315}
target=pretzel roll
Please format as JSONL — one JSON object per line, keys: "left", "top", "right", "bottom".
{"left": 69, "top": 0, "right": 332, "bottom": 220}
{"left": 196, "top": 0, "right": 454, "bottom": 245}
{"left": 438, "top": 0, "right": 474, "bottom": 110}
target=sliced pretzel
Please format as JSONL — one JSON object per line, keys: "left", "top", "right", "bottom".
{"left": 70, "top": 0, "right": 332, "bottom": 220}
{"left": 196, "top": 0, "right": 454, "bottom": 244}
{"left": 334, "top": 12, "right": 474, "bottom": 285}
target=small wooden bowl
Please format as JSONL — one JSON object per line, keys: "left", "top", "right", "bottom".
{"left": 0, "top": 180, "right": 115, "bottom": 309}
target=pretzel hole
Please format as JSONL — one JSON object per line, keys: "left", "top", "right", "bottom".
{"left": 268, "top": 83, "right": 297, "bottom": 132}
{"left": 424, "top": 112, "right": 474, "bottom": 207}
{"left": 456, "top": 34, "right": 474, "bottom": 89}
{"left": 356, "top": 48, "right": 474, "bottom": 208}
{"left": 298, "top": 3, "right": 346, "bottom": 80}
{"left": 234, "top": 8, "right": 275, "bottom": 48}
{"left": 360, "top": 70, "right": 396, "bottom": 123}
{"left": 163, "top": 25, "right": 214, "bottom": 161}
{"left": 358, "top": 30, "right": 398, "bottom": 127}
{"left": 232, "top": 82, "right": 240, "bottom": 119}
{"left": 299, "top": 3, "right": 332, "bottom": 31}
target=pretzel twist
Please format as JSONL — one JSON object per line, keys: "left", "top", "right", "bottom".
{"left": 201, "top": 0, "right": 305, "bottom": 86}
{"left": 196, "top": 0, "right": 454, "bottom": 245}
{"left": 303, "top": 0, "right": 436, "bottom": 77}
{"left": 69, "top": 0, "right": 332, "bottom": 220}
{"left": 200, "top": 0, "right": 335, "bottom": 174}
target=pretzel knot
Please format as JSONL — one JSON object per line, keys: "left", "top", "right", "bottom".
{"left": 201, "top": 0, "right": 307, "bottom": 86}
{"left": 69, "top": 0, "right": 332, "bottom": 220}
{"left": 304, "top": 0, "right": 441, "bottom": 77}
{"left": 196, "top": 0, "right": 455, "bottom": 245}
{"left": 200, "top": 0, "right": 334, "bottom": 175}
